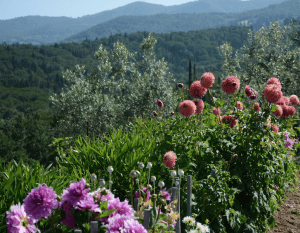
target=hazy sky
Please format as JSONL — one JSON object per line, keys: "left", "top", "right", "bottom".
{"left": 0, "top": 0, "right": 242, "bottom": 21}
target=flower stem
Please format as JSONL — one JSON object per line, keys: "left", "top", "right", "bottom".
{"left": 131, "top": 178, "right": 134, "bottom": 206}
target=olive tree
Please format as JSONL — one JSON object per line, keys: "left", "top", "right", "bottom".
{"left": 217, "top": 19, "right": 300, "bottom": 100}
{"left": 49, "top": 33, "right": 182, "bottom": 142}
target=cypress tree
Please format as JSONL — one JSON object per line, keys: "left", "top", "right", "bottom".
{"left": 188, "top": 58, "right": 192, "bottom": 89}
{"left": 194, "top": 63, "right": 197, "bottom": 81}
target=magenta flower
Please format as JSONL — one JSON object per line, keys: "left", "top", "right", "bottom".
{"left": 163, "top": 151, "right": 177, "bottom": 168}
{"left": 61, "top": 201, "right": 79, "bottom": 227}
{"left": 61, "top": 178, "right": 91, "bottom": 208}
{"left": 135, "top": 187, "right": 151, "bottom": 201}
{"left": 106, "top": 214, "right": 147, "bottom": 233}
{"left": 157, "top": 100, "right": 163, "bottom": 108}
{"left": 23, "top": 183, "right": 59, "bottom": 221}
{"left": 100, "top": 198, "right": 134, "bottom": 225}
{"left": 90, "top": 188, "right": 115, "bottom": 203}
{"left": 284, "top": 138, "right": 294, "bottom": 148}
{"left": 275, "top": 185, "right": 278, "bottom": 189}
{"left": 74, "top": 194, "right": 102, "bottom": 213}
{"left": 6, "top": 203, "right": 41, "bottom": 233}
{"left": 160, "top": 188, "right": 171, "bottom": 201}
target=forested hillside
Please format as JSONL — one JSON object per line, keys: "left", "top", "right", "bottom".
{"left": 0, "top": 17, "right": 299, "bottom": 170}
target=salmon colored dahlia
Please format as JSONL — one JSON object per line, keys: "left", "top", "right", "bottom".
{"left": 272, "top": 125, "right": 279, "bottom": 134}
{"left": 178, "top": 100, "right": 196, "bottom": 117}
{"left": 290, "top": 95, "right": 299, "bottom": 105}
{"left": 281, "top": 105, "right": 289, "bottom": 117}
{"left": 286, "top": 106, "right": 296, "bottom": 116}
{"left": 237, "top": 101, "right": 243, "bottom": 110}
{"left": 212, "top": 107, "right": 221, "bottom": 116}
{"left": 273, "top": 105, "right": 283, "bottom": 117}
{"left": 253, "top": 102, "right": 261, "bottom": 111}
{"left": 267, "top": 77, "right": 282, "bottom": 89}
{"left": 245, "top": 85, "right": 253, "bottom": 97}
{"left": 264, "top": 85, "right": 283, "bottom": 103}
{"left": 222, "top": 115, "right": 238, "bottom": 128}
{"left": 193, "top": 98, "right": 205, "bottom": 113}
{"left": 282, "top": 96, "right": 290, "bottom": 105}
{"left": 221, "top": 76, "right": 240, "bottom": 94}
{"left": 276, "top": 98, "right": 286, "bottom": 106}
{"left": 200, "top": 72, "right": 215, "bottom": 89}
{"left": 163, "top": 151, "right": 177, "bottom": 168}
{"left": 189, "top": 81, "right": 207, "bottom": 98}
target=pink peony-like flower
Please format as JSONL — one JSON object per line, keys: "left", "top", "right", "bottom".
{"left": 178, "top": 100, "right": 196, "bottom": 117}
{"left": 276, "top": 98, "right": 286, "bottom": 106}
{"left": 264, "top": 85, "right": 283, "bottom": 103}
{"left": 253, "top": 102, "right": 261, "bottom": 111}
{"left": 190, "top": 81, "right": 207, "bottom": 98}
{"left": 282, "top": 96, "right": 290, "bottom": 105}
{"left": 290, "top": 95, "right": 299, "bottom": 105}
{"left": 237, "top": 101, "right": 243, "bottom": 110}
{"left": 222, "top": 115, "right": 238, "bottom": 128}
{"left": 272, "top": 125, "right": 279, "bottom": 134}
{"left": 286, "top": 106, "right": 296, "bottom": 116}
{"left": 267, "top": 77, "right": 282, "bottom": 89}
{"left": 6, "top": 203, "right": 41, "bottom": 233}
{"left": 74, "top": 194, "right": 102, "bottom": 213}
{"left": 90, "top": 188, "right": 115, "bottom": 203}
{"left": 100, "top": 198, "right": 134, "bottom": 225}
{"left": 163, "top": 151, "right": 177, "bottom": 168}
{"left": 245, "top": 85, "right": 253, "bottom": 97}
{"left": 221, "top": 76, "right": 240, "bottom": 94}
{"left": 200, "top": 72, "right": 215, "bottom": 89}
{"left": 61, "top": 201, "right": 80, "bottom": 227}
{"left": 212, "top": 107, "right": 221, "bottom": 116}
{"left": 61, "top": 178, "right": 91, "bottom": 208}
{"left": 193, "top": 98, "right": 205, "bottom": 113}
{"left": 106, "top": 214, "right": 147, "bottom": 233}
{"left": 23, "top": 183, "right": 59, "bottom": 221}
{"left": 273, "top": 105, "right": 283, "bottom": 117}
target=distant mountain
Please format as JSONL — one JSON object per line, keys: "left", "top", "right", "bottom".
{"left": 0, "top": 0, "right": 290, "bottom": 46}
{"left": 58, "top": 0, "right": 300, "bottom": 44}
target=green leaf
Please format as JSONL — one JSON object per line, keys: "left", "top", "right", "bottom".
{"left": 99, "top": 208, "right": 120, "bottom": 218}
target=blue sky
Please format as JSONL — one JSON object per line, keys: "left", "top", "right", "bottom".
{"left": 0, "top": 0, "right": 221, "bottom": 21}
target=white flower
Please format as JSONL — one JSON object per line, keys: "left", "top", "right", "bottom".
{"left": 188, "top": 230, "right": 197, "bottom": 233}
{"left": 196, "top": 222, "right": 210, "bottom": 233}
{"left": 182, "top": 216, "right": 195, "bottom": 225}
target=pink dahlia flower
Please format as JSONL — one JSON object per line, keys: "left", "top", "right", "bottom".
{"left": 264, "top": 85, "right": 283, "bottom": 103}
{"left": 253, "top": 102, "right": 261, "bottom": 111}
{"left": 286, "top": 106, "right": 296, "bottom": 116}
{"left": 290, "top": 95, "right": 299, "bottom": 105}
{"left": 193, "top": 98, "right": 205, "bottom": 113}
{"left": 61, "top": 178, "right": 91, "bottom": 208}
{"left": 190, "top": 80, "right": 207, "bottom": 98}
{"left": 212, "top": 107, "right": 221, "bottom": 116}
{"left": 237, "top": 101, "right": 243, "bottom": 110}
{"left": 61, "top": 201, "right": 80, "bottom": 227}
{"left": 273, "top": 105, "right": 283, "bottom": 117}
{"left": 282, "top": 96, "right": 290, "bottom": 105}
{"left": 6, "top": 203, "right": 40, "bottom": 233}
{"left": 276, "top": 98, "right": 286, "bottom": 106}
{"left": 160, "top": 188, "right": 171, "bottom": 201}
{"left": 267, "top": 77, "right": 282, "bottom": 89}
{"left": 163, "top": 151, "right": 177, "bottom": 168}
{"left": 221, "top": 76, "right": 240, "bottom": 94}
{"left": 178, "top": 100, "right": 196, "bottom": 117}
{"left": 245, "top": 85, "right": 253, "bottom": 97}
{"left": 200, "top": 72, "right": 215, "bottom": 89}
{"left": 272, "top": 125, "right": 279, "bottom": 134}
{"left": 106, "top": 214, "right": 147, "bottom": 233}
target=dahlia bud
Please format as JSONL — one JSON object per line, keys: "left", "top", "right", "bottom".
{"left": 178, "top": 83, "right": 184, "bottom": 88}
{"left": 158, "top": 181, "right": 165, "bottom": 188}
{"left": 109, "top": 181, "right": 113, "bottom": 186}
{"left": 156, "top": 100, "right": 163, "bottom": 108}
{"left": 85, "top": 183, "right": 90, "bottom": 189}
{"left": 250, "top": 95, "right": 257, "bottom": 100}
{"left": 159, "top": 198, "right": 166, "bottom": 205}
{"left": 91, "top": 174, "right": 97, "bottom": 181}
{"left": 170, "top": 170, "right": 177, "bottom": 177}
{"left": 99, "top": 179, "right": 105, "bottom": 186}
{"left": 243, "top": 78, "right": 249, "bottom": 83}
{"left": 171, "top": 111, "right": 175, "bottom": 116}
{"left": 153, "top": 111, "right": 158, "bottom": 117}
{"left": 56, "top": 195, "right": 62, "bottom": 202}
{"left": 146, "top": 162, "right": 152, "bottom": 168}
{"left": 107, "top": 166, "right": 113, "bottom": 173}
{"left": 130, "top": 170, "right": 137, "bottom": 178}
{"left": 151, "top": 194, "right": 157, "bottom": 202}
{"left": 147, "top": 184, "right": 152, "bottom": 190}
{"left": 135, "top": 179, "right": 139, "bottom": 184}
{"left": 138, "top": 163, "right": 144, "bottom": 169}
{"left": 151, "top": 176, "right": 156, "bottom": 182}
{"left": 178, "top": 169, "right": 184, "bottom": 177}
